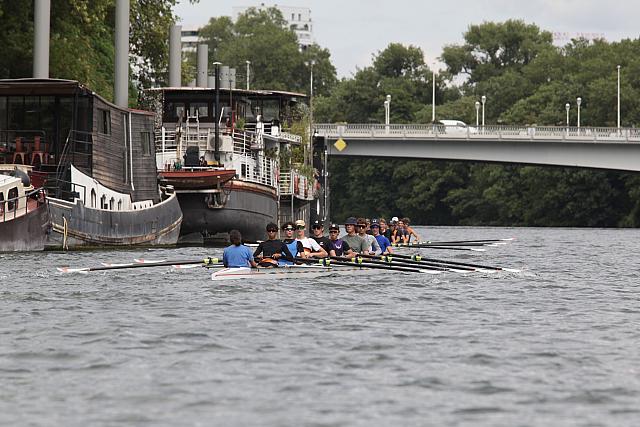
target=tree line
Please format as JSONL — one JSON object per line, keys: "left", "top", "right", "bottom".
{"left": 1, "top": 3, "right": 639, "bottom": 226}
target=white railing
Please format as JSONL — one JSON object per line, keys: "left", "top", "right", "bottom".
{"left": 232, "top": 153, "right": 277, "bottom": 188}
{"left": 314, "top": 124, "right": 640, "bottom": 143}
{"left": 279, "top": 169, "right": 315, "bottom": 200}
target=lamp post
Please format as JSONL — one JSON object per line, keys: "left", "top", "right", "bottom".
{"left": 481, "top": 95, "right": 486, "bottom": 134}
{"left": 213, "top": 62, "right": 221, "bottom": 161}
{"left": 576, "top": 97, "right": 581, "bottom": 128}
{"left": 617, "top": 65, "right": 621, "bottom": 129}
{"left": 246, "top": 60, "right": 251, "bottom": 90}
{"left": 475, "top": 101, "right": 480, "bottom": 127}
{"left": 309, "top": 60, "right": 315, "bottom": 163}
{"left": 565, "top": 103, "right": 570, "bottom": 133}
{"left": 432, "top": 68, "right": 436, "bottom": 122}
{"left": 384, "top": 94, "right": 391, "bottom": 133}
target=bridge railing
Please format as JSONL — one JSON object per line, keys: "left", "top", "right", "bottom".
{"left": 314, "top": 124, "right": 640, "bottom": 143}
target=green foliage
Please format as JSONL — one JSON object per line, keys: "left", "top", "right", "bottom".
{"left": 326, "top": 22, "right": 640, "bottom": 227}
{"left": 194, "top": 7, "right": 337, "bottom": 94}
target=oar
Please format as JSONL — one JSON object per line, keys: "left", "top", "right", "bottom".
{"left": 393, "top": 244, "right": 486, "bottom": 252}
{"left": 382, "top": 253, "right": 520, "bottom": 273}
{"left": 414, "top": 238, "right": 514, "bottom": 245}
{"left": 327, "top": 255, "right": 448, "bottom": 273}
{"left": 358, "top": 253, "right": 485, "bottom": 273}
{"left": 57, "top": 257, "right": 223, "bottom": 273}
{"left": 295, "top": 257, "right": 426, "bottom": 274}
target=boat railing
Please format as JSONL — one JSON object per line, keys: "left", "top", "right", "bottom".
{"left": 55, "top": 130, "right": 93, "bottom": 197}
{"left": 0, "top": 187, "right": 46, "bottom": 223}
{"left": 232, "top": 153, "right": 277, "bottom": 189}
{"left": 279, "top": 169, "right": 316, "bottom": 200}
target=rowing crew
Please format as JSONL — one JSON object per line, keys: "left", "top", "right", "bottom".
{"left": 223, "top": 216, "right": 412, "bottom": 268}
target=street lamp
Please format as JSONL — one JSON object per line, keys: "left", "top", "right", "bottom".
{"left": 617, "top": 65, "right": 621, "bottom": 129}
{"left": 384, "top": 94, "right": 391, "bottom": 133}
{"left": 481, "top": 95, "right": 486, "bottom": 127}
{"left": 246, "top": 60, "right": 251, "bottom": 90}
{"left": 565, "top": 102, "right": 570, "bottom": 129}
{"left": 576, "top": 97, "right": 582, "bottom": 128}
{"left": 309, "top": 60, "right": 315, "bottom": 152}
{"left": 432, "top": 67, "right": 436, "bottom": 122}
{"left": 475, "top": 101, "right": 480, "bottom": 127}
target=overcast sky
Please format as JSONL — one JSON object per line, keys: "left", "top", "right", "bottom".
{"left": 174, "top": 1, "right": 637, "bottom": 78}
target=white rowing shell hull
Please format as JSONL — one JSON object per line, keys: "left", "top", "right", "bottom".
{"left": 211, "top": 264, "right": 440, "bottom": 281}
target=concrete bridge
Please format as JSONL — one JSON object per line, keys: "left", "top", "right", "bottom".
{"left": 314, "top": 124, "right": 640, "bottom": 172}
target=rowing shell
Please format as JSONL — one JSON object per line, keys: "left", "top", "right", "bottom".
{"left": 211, "top": 263, "right": 442, "bottom": 281}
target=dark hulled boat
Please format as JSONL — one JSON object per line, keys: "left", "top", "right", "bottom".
{"left": 146, "top": 87, "right": 316, "bottom": 243}
{"left": 0, "top": 79, "right": 182, "bottom": 249}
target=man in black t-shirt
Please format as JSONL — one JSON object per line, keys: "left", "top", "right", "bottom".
{"left": 310, "top": 220, "right": 335, "bottom": 257}
{"left": 253, "top": 222, "right": 294, "bottom": 267}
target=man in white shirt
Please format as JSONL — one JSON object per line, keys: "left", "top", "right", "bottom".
{"left": 294, "top": 219, "right": 328, "bottom": 258}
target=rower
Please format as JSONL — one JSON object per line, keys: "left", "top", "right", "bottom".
{"left": 279, "top": 221, "right": 305, "bottom": 266}
{"left": 392, "top": 218, "right": 409, "bottom": 244}
{"left": 328, "top": 223, "right": 357, "bottom": 257}
{"left": 403, "top": 217, "right": 421, "bottom": 242}
{"left": 379, "top": 218, "right": 391, "bottom": 240}
{"left": 340, "top": 217, "right": 368, "bottom": 254}
{"left": 223, "top": 229, "right": 258, "bottom": 268}
{"left": 253, "top": 222, "right": 294, "bottom": 267}
{"left": 370, "top": 220, "right": 392, "bottom": 255}
{"left": 310, "top": 220, "right": 336, "bottom": 257}
{"left": 357, "top": 217, "right": 380, "bottom": 255}
{"left": 294, "top": 219, "right": 327, "bottom": 258}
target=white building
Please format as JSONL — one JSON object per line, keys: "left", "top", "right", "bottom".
{"left": 232, "top": 3, "right": 314, "bottom": 49}
{"left": 181, "top": 27, "right": 201, "bottom": 53}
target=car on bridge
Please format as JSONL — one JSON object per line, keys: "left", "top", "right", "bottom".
{"left": 438, "top": 120, "right": 478, "bottom": 135}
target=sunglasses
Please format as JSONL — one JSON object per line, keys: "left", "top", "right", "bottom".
{"left": 267, "top": 229, "right": 277, "bottom": 232}
{"left": 296, "top": 225, "right": 305, "bottom": 230}
{"left": 284, "top": 227, "right": 294, "bottom": 231}
{"left": 312, "top": 225, "right": 323, "bottom": 229}
{"left": 329, "top": 230, "right": 339, "bottom": 233}
{"left": 357, "top": 224, "right": 367, "bottom": 228}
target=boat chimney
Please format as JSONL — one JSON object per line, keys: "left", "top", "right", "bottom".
{"left": 169, "top": 25, "right": 182, "bottom": 87}
{"left": 33, "top": 0, "right": 51, "bottom": 78}
{"left": 229, "top": 68, "right": 236, "bottom": 90}
{"left": 196, "top": 44, "right": 208, "bottom": 87}
{"left": 220, "top": 66, "right": 230, "bottom": 89}
{"left": 114, "top": 0, "right": 129, "bottom": 108}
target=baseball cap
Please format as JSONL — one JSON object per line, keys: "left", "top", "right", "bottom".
{"left": 266, "top": 222, "right": 278, "bottom": 231}
{"left": 370, "top": 219, "right": 380, "bottom": 228}
{"left": 391, "top": 216, "right": 399, "bottom": 223}
{"left": 344, "top": 217, "right": 357, "bottom": 225}
{"left": 328, "top": 223, "right": 340, "bottom": 231}
{"left": 311, "top": 220, "right": 323, "bottom": 228}
{"left": 294, "top": 219, "right": 306, "bottom": 228}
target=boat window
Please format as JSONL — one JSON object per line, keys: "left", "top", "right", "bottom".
{"left": 141, "top": 132, "right": 152, "bottom": 156}
{"left": 91, "top": 189, "right": 96, "bottom": 208}
{"left": 24, "top": 96, "right": 39, "bottom": 130}
{"left": 0, "top": 192, "right": 4, "bottom": 215}
{"left": 118, "top": 200, "right": 122, "bottom": 210}
{"left": 101, "top": 195, "right": 107, "bottom": 210}
{"left": 98, "top": 109, "right": 111, "bottom": 135}
{"left": 109, "top": 197, "right": 115, "bottom": 210}
{"left": 165, "top": 102, "right": 186, "bottom": 122}
{"left": 241, "top": 163, "right": 248, "bottom": 178}
{"left": 7, "top": 187, "right": 18, "bottom": 211}
{"left": 261, "top": 100, "right": 280, "bottom": 122}
{"left": 188, "top": 103, "right": 208, "bottom": 119}
{"left": 7, "top": 96, "right": 24, "bottom": 130}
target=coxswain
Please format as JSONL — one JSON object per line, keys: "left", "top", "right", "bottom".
{"left": 402, "top": 217, "right": 421, "bottom": 243}
{"left": 223, "top": 229, "right": 258, "bottom": 268}
{"left": 279, "top": 221, "right": 305, "bottom": 266}
{"left": 357, "top": 217, "right": 380, "bottom": 254}
{"left": 327, "top": 223, "right": 355, "bottom": 257}
{"left": 370, "top": 220, "right": 392, "bottom": 255}
{"left": 340, "top": 217, "right": 368, "bottom": 254}
{"left": 294, "top": 219, "right": 328, "bottom": 258}
{"left": 253, "top": 222, "right": 294, "bottom": 267}
{"left": 310, "top": 220, "right": 336, "bottom": 257}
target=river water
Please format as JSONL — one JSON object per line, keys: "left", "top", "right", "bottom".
{"left": 1, "top": 226, "right": 639, "bottom": 426}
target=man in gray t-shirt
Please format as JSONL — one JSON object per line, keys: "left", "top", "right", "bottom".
{"left": 340, "top": 217, "right": 368, "bottom": 254}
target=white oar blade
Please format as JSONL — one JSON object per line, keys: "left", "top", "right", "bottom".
{"left": 57, "top": 267, "right": 90, "bottom": 274}
{"left": 501, "top": 267, "right": 521, "bottom": 273}
{"left": 100, "top": 262, "right": 134, "bottom": 267}
{"left": 469, "top": 248, "right": 486, "bottom": 252}
{"left": 134, "top": 258, "right": 166, "bottom": 264}
{"left": 172, "top": 264, "right": 202, "bottom": 269}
